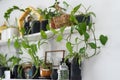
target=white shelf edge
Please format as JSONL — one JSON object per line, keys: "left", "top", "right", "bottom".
{"left": 0, "top": 27, "right": 77, "bottom": 46}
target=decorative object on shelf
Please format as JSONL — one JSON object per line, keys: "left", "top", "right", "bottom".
{"left": 50, "top": 14, "right": 72, "bottom": 29}
{"left": 4, "top": 6, "right": 25, "bottom": 37}
{"left": 51, "top": 68, "right": 58, "bottom": 80}
{"left": 1, "top": 26, "right": 19, "bottom": 40}
{"left": 45, "top": 50, "right": 65, "bottom": 67}
{"left": 0, "top": 54, "right": 10, "bottom": 78}
{"left": 71, "top": 56, "right": 81, "bottom": 80}
{"left": 18, "top": 6, "right": 43, "bottom": 36}
{"left": 12, "top": 65, "right": 25, "bottom": 79}
{"left": 58, "top": 63, "right": 69, "bottom": 80}
{"left": 24, "top": 15, "right": 33, "bottom": 35}
{"left": 40, "top": 60, "right": 52, "bottom": 78}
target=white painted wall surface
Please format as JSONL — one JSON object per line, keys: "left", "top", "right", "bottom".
{"left": 0, "top": 0, "right": 120, "bottom": 80}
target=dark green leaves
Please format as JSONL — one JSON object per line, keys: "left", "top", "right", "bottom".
{"left": 89, "top": 42, "right": 97, "bottom": 49}
{"left": 84, "top": 32, "right": 90, "bottom": 41}
{"left": 71, "top": 4, "right": 81, "bottom": 15}
{"left": 66, "top": 42, "right": 73, "bottom": 54}
{"left": 4, "top": 5, "right": 25, "bottom": 21}
{"left": 79, "top": 47, "right": 85, "bottom": 54}
{"left": 63, "top": 1, "right": 69, "bottom": 7}
{"left": 75, "top": 22, "right": 87, "bottom": 35}
{"left": 100, "top": 35, "right": 108, "bottom": 45}
{"left": 8, "top": 56, "right": 21, "bottom": 66}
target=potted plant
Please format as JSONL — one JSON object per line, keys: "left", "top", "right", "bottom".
{"left": 7, "top": 29, "right": 49, "bottom": 79}
{"left": 50, "top": 3, "right": 108, "bottom": 80}
{"left": 0, "top": 54, "right": 9, "bottom": 78}
{"left": 1, "top": 6, "right": 25, "bottom": 40}
{"left": 40, "top": 60, "right": 52, "bottom": 78}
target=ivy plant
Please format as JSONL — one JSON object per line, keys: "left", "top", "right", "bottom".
{"left": 53, "top": 4, "right": 108, "bottom": 64}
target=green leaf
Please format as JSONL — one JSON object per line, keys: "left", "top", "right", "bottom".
{"left": 70, "top": 14, "right": 78, "bottom": 24}
{"left": 88, "top": 22, "right": 93, "bottom": 30}
{"left": 79, "top": 47, "right": 85, "bottom": 54}
{"left": 56, "top": 34, "right": 63, "bottom": 42}
{"left": 14, "top": 39, "right": 20, "bottom": 49}
{"left": 30, "top": 44, "right": 37, "bottom": 54}
{"left": 9, "top": 56, "right": 21, "bottom": 66}
{"left": 100, "top": 35, "right": 108, "bottom": 45}
{"left": 66, "top": 42, "right": 73, "bottom": 54}
{"left": 46, "top": 24, "right": 50, "bottom": 30}
{"left": 89, "top": 42, "right": 97, "bottom": 49}
{"left": 41, "top": 30, "right": 47, "bottom": 39}
{"left": 63, "top": 1, "right": 69, "bottom": 7}
{"left": 13, "top": 6, "right": 19, "bottom": 9}
{"left": 75, "top": 23, "right": 86, "bottom": 35}
{"left": 21, "top": 40, "right": 29, "bottom": 48}
{"left": 84, "top": 32, "right": 90, "bottom": 41}
{"left": 71, "top": 4, "right": 81, "bottom": 15}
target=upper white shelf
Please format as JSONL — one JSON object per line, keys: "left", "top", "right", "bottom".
{"left": 0, "top": 27, "right": 77, "bottom": 46}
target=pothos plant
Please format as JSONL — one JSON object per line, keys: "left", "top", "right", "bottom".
{"left": 7, "top": 29, "right": 49, "bottom": 78}
{"left": 4, "top": 6, "right": 25, "bottom": 25}
{"left": 49, "top": 3, "right": 108, "bottom": 64}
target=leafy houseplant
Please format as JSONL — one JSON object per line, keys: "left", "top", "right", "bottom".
{"left": 49, "top": 3, "right": 108, "bottom": 80}
{"left": 0, "top": 54, "right": 9, "bottom": 78}
{"left": 40, "top": 60, "right": 52, "bottom": 77}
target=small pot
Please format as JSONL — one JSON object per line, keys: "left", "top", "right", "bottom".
{"left": 0, "top": 66, "right": 9, "bottom": 78}
{"left": 31, "top": 20, "right": 41, "bottom": 34}
{"left": 75, "top": 15, "right": 90, "bottom": 25}
{"left": 12, "top": 65, "right": 25, "bottom": 79}
{"left": 4, "top": 70, "right": 10, "bottom": 79}
{"left": 40, "top": 68, "right": 51, "bottom": 77}
{"left": 1, "top": 27, "right": 19, "bottom": 40}
{"left": 40, "top": 20, "right": 48, "bottom": 31}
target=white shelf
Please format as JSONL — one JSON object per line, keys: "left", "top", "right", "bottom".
{"left": 0, "top": 27, "right": 77, "bottom": 46}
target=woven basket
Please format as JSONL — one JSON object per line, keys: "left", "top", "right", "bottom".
{"left": 51, "top": 14, "right": 72, "bottom": 29}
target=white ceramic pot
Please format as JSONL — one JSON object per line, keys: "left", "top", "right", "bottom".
{"left": 1, "top": 27, "right": 19, "bottom": 40}
{"left": 4, "top": 70, "right": 10, "bottom": 79}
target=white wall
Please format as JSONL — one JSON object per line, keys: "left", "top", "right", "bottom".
{"left": 0, "top": 0, "right": 120, "bottom": 80}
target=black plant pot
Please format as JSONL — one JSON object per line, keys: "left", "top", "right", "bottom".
{"left": 71, "top": 57, "right": 81, "bottom": 80}
{"left": 31, "top": 20, "right": 41, "bottom": 34}
{"left": 12, "top": 65, "right": 25, "bottom": 79}
{"left": 31, "top": 20, "right": 48, "bottom": 34}
{"left": 75, "top": 15, "right": 90, "bottom": 25}
{"left": 31, "top": 65, "right": 40, "bottom": 79}
{"left": 24, "top": 21, "right": 32, "bottom": 35}
{"left": 51, "top": 69, "right": 58, "bottom": 80}
{"left": 0, "top": 66, "right": 9, "bottom": 78}
{"left": 40, "top": 20, "right": 48, "bottom": 31}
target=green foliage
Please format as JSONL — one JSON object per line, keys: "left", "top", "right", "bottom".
{"left": 66, "top": 42, "right": 73, "bottom": 54}
{"left": 56, "top": 34, "right": 63, "bottom": 42}
{"left": 71, "top": 4, "right": 81, "bottom": 15}
{"left": 8, "top": 56, "right": 21, "bottom": 67}
{"left": 100, "top": 35, "right": 108, "bottom": 45}
{"left": 0, "top": 54, "right": 8, "bottom": 67}
{"left": 88, "top": 42, "right": 97, "bottom": 49}
{"left": 4, "top": 5, "right": 25, "bottom": 21}
{"left": 41, "top": 30, "right": 47, "bottom": 39}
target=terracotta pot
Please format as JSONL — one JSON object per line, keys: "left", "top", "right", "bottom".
{"left": 40, "top": 68, "right": 51, "bottom": 77}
